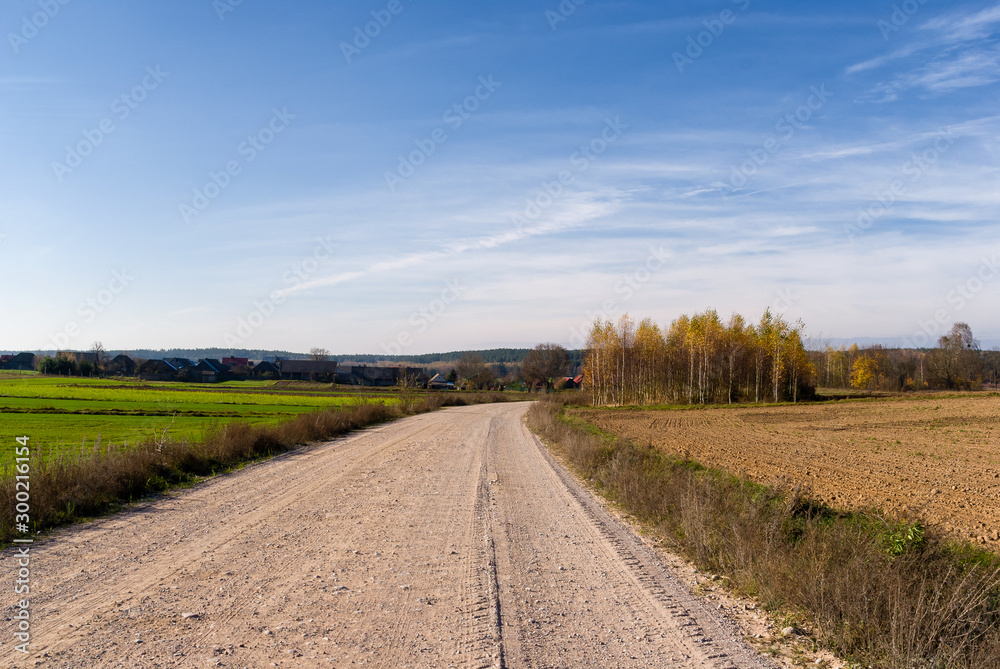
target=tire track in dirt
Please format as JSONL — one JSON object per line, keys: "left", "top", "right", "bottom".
{"left": 480, "top": 408, "right": 772, "bottom": 669}
{"left": 4, "top": 403, "right": 771, "bottom": 668}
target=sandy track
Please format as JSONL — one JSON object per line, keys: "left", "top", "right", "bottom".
{"left": 4, "top": 403, "right": 770, "bottom": 668}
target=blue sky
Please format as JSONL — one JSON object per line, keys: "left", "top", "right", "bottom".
{"left": 1, "top": 0, "right": 999, "bottom": 354}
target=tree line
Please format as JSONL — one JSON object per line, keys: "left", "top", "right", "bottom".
{"left": 816, "top": 323, "right": 998, "bottom": 392}
{"left": 583, "top": 310, "right": 815, "bottom": 407}
{"left": 449, "top": 345, "right": 574, "bottom": 391}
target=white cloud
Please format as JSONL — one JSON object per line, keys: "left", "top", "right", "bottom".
{"left": 849, "top": 3, "right": 1000, "bottom": 99}
{"left": 920, "top": 3, "right": 1000, "bottom": 41}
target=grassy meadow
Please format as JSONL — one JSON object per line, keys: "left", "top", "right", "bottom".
{"left": 0, "top": 375, "right": 399, "bottom": 464}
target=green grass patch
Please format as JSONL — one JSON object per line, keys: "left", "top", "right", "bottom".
{"left": 0, "top": 377, "right": 404, "bottom": 466}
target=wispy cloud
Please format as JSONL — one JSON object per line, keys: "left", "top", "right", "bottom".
{"left": 849, "top": 2, "right": 1000, "bottom": 100}
{"left": 921, "top": 3, "right": 1000, "bottom": 41}
{"left": 277, "top": 192, "right": 627, "bottom": 297}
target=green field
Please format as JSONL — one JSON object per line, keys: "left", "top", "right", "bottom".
{"left": 0, "top": 376, "right": 399, "bottom": 464}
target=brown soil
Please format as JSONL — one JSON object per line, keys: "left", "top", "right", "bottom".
{"left": 573, "top": 394, "right": 1000, "bottom": 547}
{"left": 3, "top": 403, "right": 772, "bottom": 668}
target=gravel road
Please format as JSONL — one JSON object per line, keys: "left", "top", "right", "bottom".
{"left": 4, "top": 402, "right": 773, "bottom": 668}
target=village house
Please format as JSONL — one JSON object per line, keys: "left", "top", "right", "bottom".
{"left": 163, "top": 358, "right": 197, "bottom": 370}
{"left": 427, "top": 373, "right": 455, "bottom": 390}
{"left": 194, "top": 359, "right": 229, "bottom": 382}
{"left": 106, "top": 354, "right": 136, "bottom": 375}
{"left": 250, "top": 360, "right": 280, "bottom": 378}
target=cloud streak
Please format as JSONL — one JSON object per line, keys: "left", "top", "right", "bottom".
{"left": 849, "top": 2, "right": 1000, "bottom": 100}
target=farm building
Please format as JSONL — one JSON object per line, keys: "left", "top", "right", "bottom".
{"left": 336, "top": 365, "right": 428, "bottom": 387}
{"left": 74, "top": 351, "right": 101, "bottom": 367}
{"left": 222, "top": 356, "right": 249, "bottom": 367}
{"left": 137, "top": 359, "right": 178, "bottom": 381}
{"left": 2, "top": 352, "right": 37, "bottom": 371}
{"left": 276, "top": 359, "right": 339, "bottom": 382}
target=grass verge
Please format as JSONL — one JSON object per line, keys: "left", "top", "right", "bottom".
{"left": 1, "top": 392, "right": 510, "bottom": 545}
{"left": 528, "top": 397, "right": 1000, "bottom": 669}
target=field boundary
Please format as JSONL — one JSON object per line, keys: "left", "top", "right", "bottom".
{"left": 526, "top": 398, "right": 1000, "bottom": 669}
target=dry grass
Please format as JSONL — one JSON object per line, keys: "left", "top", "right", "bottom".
{"left": 0, "top": 392, "right": 511, "bottom": 544}
{"left": 528, "top": 398, "right": 1000, "bottom": 669}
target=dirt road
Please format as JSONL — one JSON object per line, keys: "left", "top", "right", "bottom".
{"left": 4, "top": 403, "right": 771, "bottom": 668}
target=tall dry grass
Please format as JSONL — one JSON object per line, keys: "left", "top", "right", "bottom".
{"left": 528, "top": 398, "right": 1000, "bottom": 669}
{"left": 0, "top": 392, "right": 511, "bottom": 544}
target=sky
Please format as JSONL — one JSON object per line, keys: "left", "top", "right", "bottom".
{"left": 1, "top": 0, "right": 999, "bottom": 354}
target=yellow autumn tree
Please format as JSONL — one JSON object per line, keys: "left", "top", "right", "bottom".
{"left": 583, "top": 310, "right": 814, "bottom": 407}
{"left": 850, "top": 356, "right": 879, "bottom": 392}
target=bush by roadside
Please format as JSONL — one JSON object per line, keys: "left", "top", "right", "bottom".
{"left": 0, "top": 392, "right": 510, "bottom": 545}
{"left": 528, "top": 398, "right": 1000, "bottom": 669}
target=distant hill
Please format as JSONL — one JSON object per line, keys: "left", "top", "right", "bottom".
{"left": 22, "top": 348, "right": 310, "bottom": 361}
{"left": 337, "top": 349, "right": 540, "bottom": 364}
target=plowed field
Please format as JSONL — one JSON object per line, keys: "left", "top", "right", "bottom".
{"left": 573, "top": 395, "right": 1000, "bottom": 548}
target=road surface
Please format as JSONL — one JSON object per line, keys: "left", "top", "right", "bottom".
{"left": 5, "top": 403, "right": 772, "bottom": 668}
